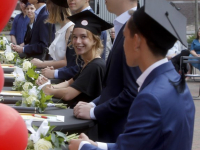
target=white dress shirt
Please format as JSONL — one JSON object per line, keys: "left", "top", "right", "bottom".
{"left": 34, "top": 4, "right": 46, "bottom": 21}
{"left": 113, "top": 7, "right": 137, "bottom": 44}
{"left": 137, "top": 58, "right": 168, "bottom": 92}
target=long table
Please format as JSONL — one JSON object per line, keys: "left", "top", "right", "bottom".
{"left": 1, "top": 87, "right": 64, "bottom": 104}
{"left": 4, "top": 74, "right": 64, "bottom": 86}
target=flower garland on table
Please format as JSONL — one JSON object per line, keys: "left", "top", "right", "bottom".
{"left": 26, "top": 120, "right": 79, "bottom": 150}
{"left": 13, "top": 61, "right": 67, "bottom": 112}
{"left": 0, "top": 36, "right": 7, "bottom": 50}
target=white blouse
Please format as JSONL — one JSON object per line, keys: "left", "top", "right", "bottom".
{"left": 49, "top": 21, "right": 74, "bottom": 60}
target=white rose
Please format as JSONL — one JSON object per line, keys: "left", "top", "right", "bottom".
{"left": 22, "top": 61, "right": 32, "bottom": 71}
{"left": 26, "top": 95, "right": 39, "bottom": 105}
{"left": 28, "top": 86, "right": 39, "bottom": 97}
{"left": 5, "top": 52, "right": 14, "bottom": 61}
{"left": 22, "top": 82, "right": 33, "bottom": 92}
{"left": 34, "top": 139, "right": 53, "bottom": 150}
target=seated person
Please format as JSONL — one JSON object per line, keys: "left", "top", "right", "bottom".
{"left": 10, "top": 0, "right": 30, "bottom": 46}
{"left": 189, "top": 28, "right": 200, "bottom": 71}
{"left": 24, "top": 3, "right": 36, "bottom": 45}
{"left": 36, "top": 10, "right": 112, "bottom": 108}
{"left": 12, "top": 0, "right": 56, "bottom": 60}
{"left": 69, "top": 1, "right": 195, "bottom": 150}
{"left": 31, "top": 0, "right": 74, "bottom": 69}
{"left": 166, "top": 40, "right": 190, "bottom": 73}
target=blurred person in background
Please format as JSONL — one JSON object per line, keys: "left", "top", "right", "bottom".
{"left": 109, "top": 27, "right": 115, "bottom": 43}
{"left": 24, "top": 2, "right": 36, "bottom": 45}
{"left": 31, "top": 0, "right": 74, "bottom": 69}
{"left": 10, "top": 0, "right": 30, "bottom": 46}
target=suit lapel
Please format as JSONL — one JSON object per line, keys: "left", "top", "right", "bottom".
{"left": 103, "top": 24, "right": 126, "bottom": 83}
{"left": 140, "top": 62, "right": 175, "bottom": 92}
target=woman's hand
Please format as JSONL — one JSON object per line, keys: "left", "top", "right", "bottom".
{"left": 36, "top": 76, "right": 49, "bottom": 86}
{"left": 12, "top": 45, "right": 23, "bottom": 53}
{"left": 31, "top": 58, "right": 44, "bottom": 68}
{"left": 42, "top": 84, "right": 53, "bottom": 95}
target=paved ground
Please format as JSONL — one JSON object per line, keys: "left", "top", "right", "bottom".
{"left": 186, "top": 78, "right": 200, "bottom": 150}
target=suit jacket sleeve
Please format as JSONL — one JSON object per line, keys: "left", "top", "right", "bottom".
{"left": 92, "top": 96, "right": 100, "bottom": 105}
{"left": 57, "top": 65, "right": 79, "bottom": 80}
{"left": 81, "top": 143, "right": 116, "bottom": 150}
{"left": 94, "top": 52, "right": 141, "bottom": 124}
{"left": 24, "top": 15, "right": 51, "bottom": 55}
{"left": 115, "top": 93, "right": 161, "bottom": 150}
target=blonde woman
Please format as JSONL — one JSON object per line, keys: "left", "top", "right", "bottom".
{"left": 36, "top": 10, "right": 112, "bottom": 108}
{"left": 31, "top": 0, "right": 74, "bottom": 68}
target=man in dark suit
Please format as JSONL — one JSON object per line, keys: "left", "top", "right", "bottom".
{"left": 41, "top": 0, "right": 107, "bottom": 80}
{"left": 73, "top": 0, "right": 141, "bottom": 143}
{"left": 69, "top": 0, "right": 195, "bottom": 150}
{"left": 13, "top": 0, "right": 55, "bottom": 60}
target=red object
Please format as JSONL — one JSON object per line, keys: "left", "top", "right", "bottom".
{"left": 0, "top": 64, "right": 4, "bottom": 92}
{"left": 0, "top": 0, "right": 18, "bottom": 32}
{"left": 32, "top": 114, "right": 48, "bottom": 119}
{"left": 0, "top": 104, "right": 28, "bottom": 149}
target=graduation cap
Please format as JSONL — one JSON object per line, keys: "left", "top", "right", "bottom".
{"left": 133, "top": 0, "right": 187, "bottom": 50}
{"left": 51, "top": 0, "right": 69, "bottom": 8}
{"left": 68, "top": 10, "right": 113, "bottom": 35}
{"left": 21, "top": 0, "right": 46, "bottom": 4}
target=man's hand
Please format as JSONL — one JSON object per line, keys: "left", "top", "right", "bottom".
{"left": 73, "top": 102, "right": 94, "bottom": 119}
{"left": 31, "top": 58, "right": 44, "bottom": 68}
{"left": 12, "top": 45, "right": 23, "bottom": 53}
{"left": 41, "top": 67, "right": 55, "bottom": 79}
{"left": 68, "top": 133, "right": 97, "bottom": 150}
{"left": 68, "top": 139, "right": 83, "bottom": 150}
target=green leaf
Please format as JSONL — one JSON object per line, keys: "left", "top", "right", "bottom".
{"left": 54, "top": 136, "right": 60, "bottom": 148}
{"left": 15, "top": 100, "right": 22, "bottom": 106}
{"left": 55, "top": 131, "right": 67, "bottom": 139}
{"left": 44, "top": 134, "right": 51, "bottom": 141}
{"left": 48, "top": 126, "right": 56, "bottom": 134}
{"left": 54, "top": 148, "right": 62, "bottom": 150}
{"left": 51, "top": 132, "right": 56, "bottom": 143}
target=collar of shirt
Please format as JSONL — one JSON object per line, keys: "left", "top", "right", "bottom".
{"left": 82, "top": 6, "right": 92, "bottom": 12}
{"left": 137, "top": 58, "right": 168, "bottom": 92}
{"left": 35, "top": 4, "right": 46, "bottom": 21}
{"left": 29, "top": 23, "right": 33, "bottom": 29}
{"left": 113, "top": 7, "right": 137, "bottom": 39}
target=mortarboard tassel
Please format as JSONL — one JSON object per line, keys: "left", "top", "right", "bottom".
{"left": 97, "top": 0, "right": 100, "bottom": 14}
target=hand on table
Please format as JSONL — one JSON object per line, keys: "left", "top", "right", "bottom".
{"left": 68, "top": 133, "right": 97, "bottom": 150}
{"left": 36, "top": 75, "right": 49, "bottom": 86}
{"left": 31, "top": 58, "right": 44, "bottom": 68}
{"left": 73, "top": 101, "right": 94, "bottom": 119}
{"left": 41, "top": 66, "right": 55, "bottom": 79}
{"left": 12, "top": 45, "right": 23, "bottom": 53}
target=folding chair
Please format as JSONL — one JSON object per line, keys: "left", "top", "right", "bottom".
{"left": 180, "top": 56, "right": 200, "bottom": 99}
